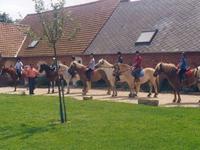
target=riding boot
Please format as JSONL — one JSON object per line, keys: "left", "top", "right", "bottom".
{"left": 116, "top": 75, "right": 120, "bottom": 82}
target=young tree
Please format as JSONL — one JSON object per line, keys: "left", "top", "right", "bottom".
{"left": 31, "top": 0, "right": 79, "bottom": 123}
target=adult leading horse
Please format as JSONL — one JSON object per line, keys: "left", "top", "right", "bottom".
{"left": 69, "top": 61, "right": 112, "bottom": 95}
{"left": 113, "top": 63, "right": 159, "bottom": 98}
{"left": 154, "top": 62, "right": 199, "bottom": 103}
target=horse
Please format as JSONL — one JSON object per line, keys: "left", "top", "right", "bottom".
{"left": 0, "top": 66, "right": 28, "bottom": 91}
{"left": 58, "top": 63, "right": 80, "bottom": 94}
{"left": 95, "top": 59, "right": 117, "bottom": 97}
{"left": 39, "top": 64, "right": 58, "bottom": 94}
{"left": 69, "top": 61, "right": 112, "bottom": 95}
{"left": 154, "top": 62, "right": 199, "bottom": 103}
{"left": 113, "top": 63, "right": 159, "bottom": 98}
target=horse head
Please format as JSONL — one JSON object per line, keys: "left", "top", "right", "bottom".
{"left": 39, "top": 64, "right": 50, "bottom": 73}
{"left": 95, "top": 59, "right": 105, "bottom": 68}
{"left": 154, "top": 63, "right": 163, "bottom": 77}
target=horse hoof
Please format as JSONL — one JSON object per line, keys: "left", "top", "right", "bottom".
{"left": 147, "top": 94, "right": 151, "bottom": 98}
{"left": 177, "top": 100, "right": 181, "bottom": 103}
{"left": 173, "top": 99, "right": 176, "bottom": 103}
{"left": 66, "top": 92, "right": 70, "bottom": 94}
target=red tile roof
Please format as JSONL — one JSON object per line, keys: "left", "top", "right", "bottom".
{"left": 0, "top": 23, "right": 27, "bottom": 57}
{"left": 18, "top": 0, "right": 119, "bottom": 57}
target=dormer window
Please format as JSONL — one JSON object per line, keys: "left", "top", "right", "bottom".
{"left": 28, "top": 40, "right": 39, "bottom": 48}
{"left": 135, "top": 30, "right": 158, "bottom": 46}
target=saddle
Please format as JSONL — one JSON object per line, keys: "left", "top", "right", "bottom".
{"left": 131, "top": 68, "right": 144, "bottom": 78}
{"left": 185, "top": 69, "right": 193, "bottom": 78}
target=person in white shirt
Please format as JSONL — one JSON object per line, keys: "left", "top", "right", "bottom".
{"left": 86, "top": 53, "right": 95, "bottom": 81}
{"left": 15, "top": 58, "right": 23, "bottom": 78}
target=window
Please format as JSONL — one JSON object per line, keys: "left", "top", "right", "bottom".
{"left": 135, "top": 30, "right": 158, "bottom": 46}
{"left": 28, "top": 40, "right": 39, "bottom": 48}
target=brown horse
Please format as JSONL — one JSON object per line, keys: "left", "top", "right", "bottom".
{"left": 0, "top": 66, "right": 27, "bottom": 91}
{"left": 69, "top": 61, "right": 111, "bottom": 95}
{"left": 113, "top": 63, "right": 159, "bottom": 98}
{"left": 39, "top": 64, "right": 59, "bottom": 94}
{"left": 154, "top": 62, "right": 199, "bottom": 103}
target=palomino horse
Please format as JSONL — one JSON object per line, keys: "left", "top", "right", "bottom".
{"left": 154, "top": 62, "right": 199, "bottom": 103}
{"left": 69, "top": 61, "right": 112, "bottom": 95}
{"left": 95, "top": 59, "right": 117, "bottom": 97}
{"left": 113, "top": 63, "right": 159, "bottom": 98}
{"left": 0, "top": 66, "right": 28, "bottom": 91}
{"left": 39, "top": 64, "right": 58, "bottom": 94}
{"left": 58, "top": 64, "right": 80, "bottom": 94}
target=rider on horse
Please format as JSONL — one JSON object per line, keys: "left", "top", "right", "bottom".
{"left": 86, "top": 53, "right": 95, "bottom": 82}
{"left": 177, "top": 52, "right": 189, "bottom": 82}
{"left": 115, "top": 52, "right": 123, "bottom": 81}
{"left": 51, "top": 57, "right": 57, "bottom": 71}
{"left": 117, "top": 52, "right": 123, "bottom": 64}
{"left": 132, "top": 51, "right": 142, "bottom": 82}
{"left": 15, "top": 58, "right": 23, "bottom": 79}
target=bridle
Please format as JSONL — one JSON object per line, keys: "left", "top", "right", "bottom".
{"left": 113, "top": 64, "right": 131, "bottom": 76}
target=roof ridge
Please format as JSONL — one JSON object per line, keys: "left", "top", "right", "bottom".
{"left": 24, "top": 0, "right": 103, "bottom": 17}
{"left": 83, "top": 0, "right": 121, "bottom": 54}
{"left": 0, "top": 22, "right": 29, "bottom": 28}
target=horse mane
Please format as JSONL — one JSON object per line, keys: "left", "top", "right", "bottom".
{"left": 72, "top": 61, "right": 86, "bottom": 69}
{"left": 100, "top": 59, "right": 113, "bottom": 67}
{"left": 59, "top": 63, "right": 69, "bottom": 69}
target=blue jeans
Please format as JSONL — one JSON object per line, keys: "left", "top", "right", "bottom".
{"left": 29, "top": 77, "right": 36, "bottom": 95}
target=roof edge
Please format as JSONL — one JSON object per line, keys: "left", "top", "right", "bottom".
{"left": 24, "top": 0, "right": 102, "bottom": 17}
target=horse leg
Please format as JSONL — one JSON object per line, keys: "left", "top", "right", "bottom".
{"left": 14, "top": 81, "right": 17, "bottom": 92}
{"left": 177, "top": 91, "right": 181, "bottom": 103}
{"left": 147, "top": 82, "right": 152, "bottom": 97}
{"left": 128, "top": 82, "right": 136, "bottom": 98}
{"left": 173, "top": 90, "right": 177, "bottom": 103}
{"left": 47, "top": 81, "right": 50, "bottom": 94}
{"left": 153, "top": 81, "right": 158, "bottom": 98}
{"left": 66, "top": 81, "right": 70, "bottom": 94}
{"left": 52, "top": 81, "right": 55, "bottom": 93}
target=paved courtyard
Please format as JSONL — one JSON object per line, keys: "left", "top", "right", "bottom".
{"left": 0, "top": 87, "right": 200, "bottom": 107}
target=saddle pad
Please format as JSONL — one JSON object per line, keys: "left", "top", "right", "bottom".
{"left": 185, "top": 69, "right": 193, "bottom": 78}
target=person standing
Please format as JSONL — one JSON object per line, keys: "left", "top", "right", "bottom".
{"left": 132, "top": 51, "right": 142, "bottom": 82}
{"left": 26, "top": 64, "right": 39, "bottom": 95}
{"left": 15, "top": 58, "right": 23, "bottom": 79}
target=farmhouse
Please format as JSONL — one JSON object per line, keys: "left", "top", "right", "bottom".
{"left": 0, "top": 0, "right": 200, "bottom": 68}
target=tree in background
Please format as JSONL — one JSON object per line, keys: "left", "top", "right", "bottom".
{"left": 0, "top": 12, "right": 13, "bottom": 23}
{"left": 31, "top": 0, "right": 79, "bottom": 123}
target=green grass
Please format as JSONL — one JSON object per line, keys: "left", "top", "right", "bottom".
{"left": 0, "top": 95, "right": 200, "bottom": 150}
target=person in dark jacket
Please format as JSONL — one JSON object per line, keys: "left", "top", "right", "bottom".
{"left": 117, "top": 52, "right": 123, "bottom": 63}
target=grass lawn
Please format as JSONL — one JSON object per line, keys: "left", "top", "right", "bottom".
{"left": 0, "top": 95, "right": 200, "bottom": 150}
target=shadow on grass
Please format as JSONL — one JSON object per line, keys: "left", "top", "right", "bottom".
{"left": 0, "top": 121, "right": 59, "bottom": 140}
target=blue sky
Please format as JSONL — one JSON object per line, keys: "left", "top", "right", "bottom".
{"left": 0, "top": 0, "right": 97, "bottom": 19}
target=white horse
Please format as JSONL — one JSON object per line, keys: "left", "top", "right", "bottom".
{"left": 58, "top": 64, "right": 80, "bottom": 94}
{"left": 95, "top": 59, "right": 117, "bottom": 97}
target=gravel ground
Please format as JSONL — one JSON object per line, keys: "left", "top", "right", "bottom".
{"left": 0, "top": 87, "right": 200, "bottom": 107}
